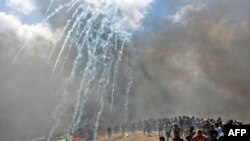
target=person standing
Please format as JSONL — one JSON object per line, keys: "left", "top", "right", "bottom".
{"left": 173, "top": 131, "right": 184, "bottom": 141}
{"left": 207, "top": 125, "right": 218, "bottom": 141}
{"left": 192, "top": 130, "right": 207, "bottom": 141}
{"left": 106, "top": 126, "right": 112, "bottom": 138}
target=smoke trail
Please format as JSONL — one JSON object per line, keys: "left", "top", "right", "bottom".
{"left": 94, "top": 81, "right": 105, "bottom": 141}
{"left": 48, "top": 24, "right": 69, "bottom": 61}
{"left": 93, "top": 31, "right": 118, "bottom": 141}
{"left": 13, "top": 39, "right": 29, "bottom": 62}
{"left": 57, "top": 7, "right": 92, "bottom": 79}
{"left": 46, "top": 89, "right": 68, "bottom": 141}
{"left": 43, "top": 0, "right": 152, "bottom": 140}
{"left": 93, "top": 50, "right": 110, "bottom": 141}
{"left": 44, "top": 0, "right": 56, "bottom": 17}
{"left": 69, "top": 9, "right": 102, "bottom": 133}
{"left": 110, "top": 40, "right": 125, "bottom": 111}
{"left": 66, "top": 0, "right": 82, "bottom": 13}
{"left": 68, "top": 8, "right": 98, "bottom": 80}
{"left": 71, "top": 8, "right": 118, "bottom": 133}
{"left": 47, "top": 1, "right": 85, "bottom": 62}
{"left": 124, "top": 66, "right": 133, "bottom": 127}
{"left": 46, "top": 5, "right": 89, "bottom": 140}
{"left": 48, "top": 32, "right": 61, "bottom": 61}
{"left": 51, "top": 5, "right": 87, "bottom": 80}
{"left": 44, "top": 0, "right": 79, "bottom": 22}
{"left": 71, "top": 9, "right": 105, "bottom": 133}
{"left": 69, "top": 4, "right": 131, "bottom": 136}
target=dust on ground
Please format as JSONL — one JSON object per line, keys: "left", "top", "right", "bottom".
{"left": 97, "top": 131, "right": 160, "bottom": 141}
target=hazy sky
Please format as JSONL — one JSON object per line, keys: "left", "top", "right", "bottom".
{"left": 0, "top": 0, "right": 250, "bottom": 140}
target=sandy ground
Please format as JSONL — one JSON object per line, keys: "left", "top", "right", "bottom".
{"left": 97, "top": 131, "right": 161, "bottom": 141}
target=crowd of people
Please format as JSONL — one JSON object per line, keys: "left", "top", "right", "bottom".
{"left": 103, "top": 116, "right": 244, "bottom": 141}
{"left": 55, "top": 116, "right": 244, "bottom": 141}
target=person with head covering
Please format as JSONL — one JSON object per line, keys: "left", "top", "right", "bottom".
{"left": 192, "top": 130, "right": 207, "bottom": 141}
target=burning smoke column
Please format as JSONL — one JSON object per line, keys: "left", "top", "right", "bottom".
{"left": 31, "top": 0, "right": 154, "bottom": 140}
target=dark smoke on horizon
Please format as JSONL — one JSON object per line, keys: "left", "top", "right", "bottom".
{"left": 130, "top": 0, "right": 250, "bottom": 122}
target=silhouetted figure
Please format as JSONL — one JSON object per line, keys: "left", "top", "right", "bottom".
{"left": 159, "top": 136, "right": 165, "bottom": 141}
{"left": 121, "top": 125, "right": 125, "bottom": 137}
{"left": 145, "top": 120, "right": 152, "bottom": 136}
{"left": 106, "top": 126, "right": 112, "bottom": 138}
{"left": 173, "top": 123, "right": 182, "bottom": 136}
{"left": 208, "top": 125, "right": 218, "bottom": 141}
{"left": 164, "top": 123, "right": 171, "bottom": 141}
{"left": 173, "top": 131, "right": 184, "bottom": 141}
{"left": 218, "top": 134, "right": 224, "bottom": 141}
{"left": 132, "top": 122, "right": 136, "bottom": 133}
{"left": 185, "top": 127, "right": 195, "bottom": 141}
{"left": 179, "top": 116, "right": 184, "bottom": 130}
{"left": 85, "top": 125, "right": 94, "bottom": 140}
{"left": 158, "top": 119, "right": 164, "bottom": 137}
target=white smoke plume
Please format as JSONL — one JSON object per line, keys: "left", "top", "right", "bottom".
{"left": 84, "top": 0, "right": 153, "bottom": 29}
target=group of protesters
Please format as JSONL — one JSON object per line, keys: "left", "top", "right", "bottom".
{"left": 129, "top": 116, "right": 243, "bottom": 141}
{"left": 54, "top": 115, "right": 244, "bottom": 141}
{"left": 103, "top": 116, "right": 244, "bottom": 141}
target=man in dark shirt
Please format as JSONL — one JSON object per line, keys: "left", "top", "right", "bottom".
{"left": 208, "top": 125, "right": 218, "bottom": 141}
{"left": 106, "top": 126, "right": 112, "bottom": 138}
{"left": 185, "top": 127, "right": 195, "bottom": 141}
{"left": 173, "top": 131, "right": 184, "bottom": 141}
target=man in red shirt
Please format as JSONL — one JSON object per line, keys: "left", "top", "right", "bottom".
{"left": 192, "top": 130, "right": 207, "bottom": 141}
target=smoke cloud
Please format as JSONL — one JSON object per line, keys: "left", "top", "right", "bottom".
{"left": 84, "top": 0, "right": 153, "bottom": 30}
{"left": 130, "top": 0, "right": 250, "bottom": 122}
{"left": 0, "top": 0, "right": 250, "bottom": 140}
{"left": 0, "top": 11, "right": 57, "bottom": 140}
